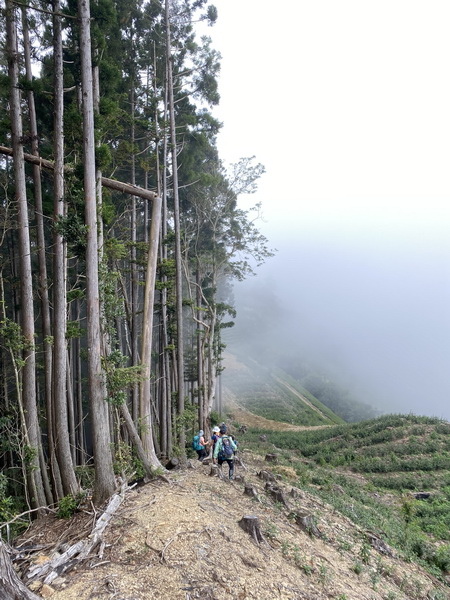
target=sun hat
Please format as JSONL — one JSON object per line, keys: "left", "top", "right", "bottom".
{"left": 212, "top": 426, "right": 220, "bottom": 433}
{"left": 199, "top": 430, "right": 204, "bottom": 435}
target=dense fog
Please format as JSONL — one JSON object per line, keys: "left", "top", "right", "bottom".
{"left": 225, "top": 212, "right": 450, "bottom": 421}
{"left": 206, "top": 0, "right": 450, "bottom": 421}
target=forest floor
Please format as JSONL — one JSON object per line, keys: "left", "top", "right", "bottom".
{"left": 15, "top": 444, "right": 448, "bottom": 600}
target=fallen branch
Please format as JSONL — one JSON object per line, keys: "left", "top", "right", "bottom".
{"left": 0, "top": 145, "right": 158, "bottom": 202}
{"left": 24, "top": 486, "right": 127, "bottom": 585}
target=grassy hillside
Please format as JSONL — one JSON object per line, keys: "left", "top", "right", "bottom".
{"left": 230, "top": 413, "right": 450, "bottom": 582}
{"left": 222, "top": 350, "right": 378, "bottom": 425}
{"left": 222, "top": 353, "right": 344, "bottom": 426}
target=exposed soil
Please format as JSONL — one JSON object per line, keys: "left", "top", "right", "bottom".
{"left": 15, "top": 450, "right": 449, "bottom": 600}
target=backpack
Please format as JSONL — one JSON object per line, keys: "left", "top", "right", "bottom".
{"left": 192, "top": 435, "right": 202, "bottom": 451}
{"left": 218, "top": 436, "right": 234, "bottom": 460}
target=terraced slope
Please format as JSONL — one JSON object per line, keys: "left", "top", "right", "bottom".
{"left": 222, "top": 351, "right": 344, "bottom": 426}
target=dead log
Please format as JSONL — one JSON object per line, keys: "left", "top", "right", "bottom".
{"left": 25, "top": 488, "right": 126, "bottom": 584}
{"left": 238, "top": 515, "right": 268, "bottom": 546}
{"left": 265, "top": 484, "right": 290, "bottom": 508}
{"left": 265, "top": 453, "right": 277, "bottom": 463}
{"left": 0, "top": 145, "right": 158, "bottom": 201}
{"left": 0, "top": 541, "right": 41, "bottom": 600}
{"left": 244, "top": 483, "right": 260, "bottom": 501}
{"left": 289, "top": 511, "right": 322, "bottom": 538}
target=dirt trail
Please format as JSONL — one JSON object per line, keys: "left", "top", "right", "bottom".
{"left": 18, "top": 451, "right": 448, "bottom": 600}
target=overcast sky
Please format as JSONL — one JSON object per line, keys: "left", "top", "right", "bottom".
{"left": 204, "top": 0, "right": 450, "bottom": 419}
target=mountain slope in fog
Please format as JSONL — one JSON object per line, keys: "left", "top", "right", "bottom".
{"left": 221, "top": 351, "right": 345, "bottom": 426}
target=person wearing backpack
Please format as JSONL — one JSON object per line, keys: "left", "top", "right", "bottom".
{"left": 213, "top": 425, "right": 237, "bottom": 479}
{"left": 192, "top": 430, "right": 207, "bottom": 461}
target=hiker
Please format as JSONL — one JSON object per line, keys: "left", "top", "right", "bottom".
{"left": 192, "top": 430, "right": 207, "bottom": 461}
{"left": 213, "top": 425, "right": 237, "bottom": 479}
{"left": 211, "top": 426, "right": 220, "bottom": 452}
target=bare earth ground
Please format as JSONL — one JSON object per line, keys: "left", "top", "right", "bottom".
{"left": 16, "top": 450, "right": 449, "bottom": 600}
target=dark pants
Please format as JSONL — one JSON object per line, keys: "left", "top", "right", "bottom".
{"left": 218, "top": 458, "right": 234, "bottom": 479}
{"left": 196, "top": 448, "right": 207, "bottom": 461}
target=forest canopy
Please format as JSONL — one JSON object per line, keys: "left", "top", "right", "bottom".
{"left": 0, "top": 0, "right": 272, "bottom": 515}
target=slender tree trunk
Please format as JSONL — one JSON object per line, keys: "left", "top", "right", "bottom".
{"left": 52, "top": 0, "right": 79, "bottom": 497}
{"left": 159, "top": 73, "right": 172, "bottom": 458}
{"left": 21, "top": 6, "right": 54, "bottom": 505}
{"left": 139, "top": 195, "right": 163, "bottom": 467}
{"left": 130, "top": 84, "right": 140, "bottom": 425}
{"left": 165, "top": 0, "right": 185, "bottom": 454}
{"left": 6, "top": 0, "right": 47, "bottom": 510}
{"left": 78, "top": 0, "right": 116, "bottom": 504}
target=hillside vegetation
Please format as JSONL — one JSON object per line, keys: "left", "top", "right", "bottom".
{"left": 230, "top": 413, "right": 450, "bottom": 584}
{"left": 6, "top": 412, "right": 450, "bottom": 600}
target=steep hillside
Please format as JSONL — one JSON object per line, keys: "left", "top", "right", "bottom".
{"left": 222, "top": 352, "right": 344, "bottom": 427}
{"left": 11, "top": 443, "right": 449, "bottom": 600}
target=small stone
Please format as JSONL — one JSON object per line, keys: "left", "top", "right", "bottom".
{"left": 40, "top": 583, "right": 55, "bottom": 598}
{"left": 51, "top": 576, "right": 66, "bottom": 589}
{"left": 28, "top": 580, "right": 42, "bottom": 592}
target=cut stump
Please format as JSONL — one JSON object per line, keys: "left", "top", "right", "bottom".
{"left": 165, "top": 458, "right": 179, "bottom": 470}
{"left": 265, "top": 484, "right": 290, "bottom": 508}
{"left": 209, "top": 464, "right": 220, "bottom": 477}
{"left": 244, "top": 483, "right": 260, "bottom": 501}
{"left": 290, "top": 511, "right": 322, "bottom": 538}
{"left": 238, "top": 515, "right": 267, "bottom": 546}
{"left": 265, "top": 453, "right": 278, "bottom": 463}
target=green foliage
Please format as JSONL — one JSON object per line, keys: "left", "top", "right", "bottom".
{"left": 0, "top": 473, "right": 14, "bottom": 523}
{"left": 239, "top": 414, "right": 450, "bottom": 580}
{"left": 57, "top": 493, "right": 86, "bottom": 519}
{"left": 103, "top": 350, "right": 144, "bottom": 406}
{"left": 114, "top": 442, "right": 145, "bottom": 481}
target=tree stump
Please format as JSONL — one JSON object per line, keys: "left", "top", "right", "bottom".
{"left": 234, "top": 455, "right": 247, "bottom": 471}
{"left": 289, "top": 487, "right": 302, "bottom": 500}
{"left": 209, "top": 464, "right": 220, "bottom": 477}
{"left": 238, "top": 515, "right": 267, "bottom": 545}
{"left": 0, "top": 541, "right": 41, "bottom": 600}
{"left": 257, "top": 470, "right": 276, "bottom": 483}
{"left": 244, "top": 483, "right": 259, "bottom": 501}
{"left": 265, "top": 453, "right": 278, "bottom": 463}
{"left": 165, "top": 457, "right": 179, "bottom": 470}
{"left": 367, "top": 533, "right": 395, "bottom": 557}
{"left": 265, "top": 484, "right": 290, "bottom": 508}
{"left": 414, "top": 492, "right": 431, "bottom": 500}
{"left": 290, "top": 511, "right": 322, "bottom": 538}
